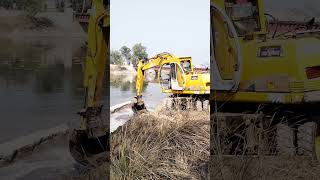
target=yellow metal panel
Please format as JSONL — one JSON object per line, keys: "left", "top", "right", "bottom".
{"left": 84, "top": 0, "right": 109, "bottom": 108}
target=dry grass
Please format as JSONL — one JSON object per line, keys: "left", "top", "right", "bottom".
{"left": 210, "top": 112, "right": 320, "bottom": 180}
{"left": 110, "top": 109, "right": 210, "bottom": 179}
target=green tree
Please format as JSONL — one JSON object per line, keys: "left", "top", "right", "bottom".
{"left": 120, "top": 46, "right": 132, "bottom": 65}
{"left": 23, "top": 0, "right": 44, "bottom": 17}
{"left": 131, "top": 43, "right": 148, "bottom": 66}
{"left": 110, "top": 50, "right": 124, "bottom": 65}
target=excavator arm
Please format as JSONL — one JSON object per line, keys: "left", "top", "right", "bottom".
{"left": 132, "top": 60, "right": 147, "bottom": 113}
{"left": 69, "top": 0, "right": 110, "bottom": 166}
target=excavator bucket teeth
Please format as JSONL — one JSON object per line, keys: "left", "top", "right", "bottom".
{"left": 69, "top": 130, "right": 109, "bottom": 166}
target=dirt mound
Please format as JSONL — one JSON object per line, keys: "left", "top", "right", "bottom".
{"left": 111, "top": 110, "right": 210, "bottom": 179}
{"left": 110, "top": 64, "right": 136, "bottom": 75}
{"left": 0, "top": 16, "right": 55, "bottom": 34}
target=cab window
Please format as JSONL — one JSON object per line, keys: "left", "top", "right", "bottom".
{"left": 180, "top": 60, "right": 191, "bottom": 74}
{"left": 225, "top": 0, "right": 261, "bottom": 35}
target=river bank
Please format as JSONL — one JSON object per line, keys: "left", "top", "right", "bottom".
{"left": 0, "top": 100, "right": 210, "bottom": 179}
{"left": 110, "top": 64, "right": 136, "bottom": 75}
{"left": 0, "top": 9, "right": 86, "bottom": 39}
{"left": 0, "top": 101, "right": 135, "bottom": 179}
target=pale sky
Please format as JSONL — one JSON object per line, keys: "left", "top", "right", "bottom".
{"left": 110, "top": 0, "right": 320, "bottom": 67}
{"left": 110, "top": 0, "right": 210, "bottom": 66}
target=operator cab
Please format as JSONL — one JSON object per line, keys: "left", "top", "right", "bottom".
{"left": 211, "top": 0, "right": 266, "bottom": 90}
{"left": 225, "top": 0, "right": 263, "bottom": 36}
{"left": 159, "top": 62, "right": 187, "bottom": 91}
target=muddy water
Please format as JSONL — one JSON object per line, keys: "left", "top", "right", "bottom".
{"left": 0, "top": 36, "right": 166, "bottom": 142}
{"left": 0, "top": 36, "right": 166, "bottom": 178}
{"left": 110, "top": 74, "right": 166, "bottom": 109}
{"left": 0, "top": 37, "right": 97, "bottom": 179}
{"left": 0, "top": 37, "right": 87, "bottom": 144}
{"left": 110, "top": 74, "right": 167, "bottom": 131}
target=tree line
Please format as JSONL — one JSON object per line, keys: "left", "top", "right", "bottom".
{"left": 111, "top": 43, "right": 148, "bottom": 66}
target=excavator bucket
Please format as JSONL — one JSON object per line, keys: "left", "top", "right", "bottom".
{"left": 132, "top": 96, "right": 147, "bottom": 114}
{"left": 69, "top": 109, "right": 109, "bottom": 166}
{"left": 69, "top": 130, "right": 109, "bottom": 166}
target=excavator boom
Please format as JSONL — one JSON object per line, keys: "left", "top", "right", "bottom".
{"left": 133, "top": 53, "right": 179, "bottom": 113}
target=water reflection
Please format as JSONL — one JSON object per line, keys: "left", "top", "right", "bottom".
{"left": 109, "top": 72, "right": 166, "bottom": 110}
{"left": 110, "top": 74, "right": 148, "bottom": 93}
{"left": 0, "top": 37, "right": 86, "bottom": 143}
{"left": 0, "top": 37, "right": 84, "bottom": 95}
{"left": 34, "top": 64, "right": 65, "bottom": 94}
{"left": 0, "top": 36, "right": 165, "bottom": 143}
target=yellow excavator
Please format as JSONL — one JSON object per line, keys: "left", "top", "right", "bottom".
{"left": 211, "top": 0, "right": 320, "bottom": 159}
{"left": 132, "top": 53, "right": 210, "bottom": 113}
{"left": 69, "top": 0, "right": 109, "bottom": 166}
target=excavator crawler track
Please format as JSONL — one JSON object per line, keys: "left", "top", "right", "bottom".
{"left": 163, "top": 97, "right": 210, "bottom": 112}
